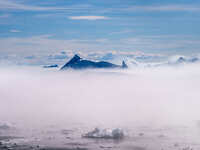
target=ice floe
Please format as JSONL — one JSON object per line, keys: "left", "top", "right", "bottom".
{"left": 82, "top": 128, "right": 124, "bottom": 139}
{"left": 0, "top": 122, "right": 13, "bottom": 130}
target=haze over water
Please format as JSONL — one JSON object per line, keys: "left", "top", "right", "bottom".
{"left": 1, "top": 65, "right": 200, "bottom": 150}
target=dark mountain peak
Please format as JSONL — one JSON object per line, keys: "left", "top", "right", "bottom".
{"left": 60, "top": 55, "right": 128, "bottom": 70}
{"left": 60, "top": 54, "right": 81, "bottom": 70}
{"left": 43, "top": 64, "right": 58, "bottom": 68}
{"left": 177, "top": 57, "right": 186, "bottom": 63}
{"left": 70, "top": 54, "right": 81, "bottom": 63}
{"left": 122, "top": 61, "right": 128, "bottom": 68}
{"left": 189, "top": 57, "right": 199, "bottom": 63}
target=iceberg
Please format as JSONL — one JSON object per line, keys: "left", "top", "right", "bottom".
{"left": 82, "top": 128, "right": 124, "bottom": 139}
{"left": 0, "top": 122, "right": 13, "bottom": 130}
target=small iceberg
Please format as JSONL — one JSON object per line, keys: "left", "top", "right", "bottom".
{"left": 0, "top": 122, "right": 13, "bottom": 130}
{"left": 82, "top": 128, "right": 124, "bottom": 139}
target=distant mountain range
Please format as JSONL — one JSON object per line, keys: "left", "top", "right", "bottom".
{"left": 173, "top": 57, "right": 199, "bottom": 64}
{"left": 150, "top": 56, "right": 200, "bottom": 67}
{"left": 60, "top": 54, "right": 128, "bottom": 70}
{"left": 42, "top": 55, "right": 199, "bottom": 70}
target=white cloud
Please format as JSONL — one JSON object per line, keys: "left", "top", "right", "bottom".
{"left": 0, "top": 0, "right": 199, "bottom": 15}
{"left": 0, "top": 35, "right": 110, "bottom": 55}
{"left": 0, "top": 34, "right": 199, "bottom": 59}
{"left": 0, "top": 0, "right": 84, "bottom": 11}
{"left": 0, "top": 0, "right": 53, "bottom": 11}
{"left": 0, "top": 13, "right": 10, "bottom": 18}
{"left": 68, "top": 16, "right": 109, "bottom": 20}
{"left": 10, "top": 29, "right": 21, "bottom": 33}
{"left": 0, "top": 0, "right": 199, "bottom": 14}
{"left": 125, "top": 5, "right": 200, "bottom": 12}
{"left": 109, "top": 29, "right": 134, "bottom": 35}
{"left": 1, "top": 63, "right": 200, "bottom": 132}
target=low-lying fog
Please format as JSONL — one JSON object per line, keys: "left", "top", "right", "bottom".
{"left": 1, "top": 65, "right": 200, "bottom": 127}
{"left": 1, "top": 64, "right": 200, "bottom": 149}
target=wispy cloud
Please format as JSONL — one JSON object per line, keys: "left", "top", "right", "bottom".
{"left": 109, "top": 29, "right": 135, "bottom": 35}
{"left": 0, "top": 35, "right": 111, "bottom": 55}
{"left": 0, "top": 0, "right": 53, "bottom": 11}
{"left": 0, "top": 0, "right": 199, "bottom": 14}
{"left": 68, "top": 16, "right": 109, "bottom": 20}
{"left": 0, "top": 13, "right": 10, "bottom": 18}
{"left": 0, "top": 34, "right": 199, "bottom": 57}
{"left": 0, "top": 0, "right": 84, "bottom": 11}
{"left": 125, "top": 5, "right": 200, "bottom": 12}
{"left": 10, "top": 29, "right": 21, "bottom": 33}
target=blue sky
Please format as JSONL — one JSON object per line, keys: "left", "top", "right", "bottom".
{"left": 0, "top": 0, "right": 200, "bottom": 64}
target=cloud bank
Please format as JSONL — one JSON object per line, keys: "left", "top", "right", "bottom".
{"left": 1, "top": 65, "right": 200, "bottom": 129}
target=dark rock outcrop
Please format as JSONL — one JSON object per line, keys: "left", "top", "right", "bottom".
{"left": 60, "top": 54, "right": 128, "bottom": 70}
{"left": 173, "top": 57, "right": 199, "bottom": 65}
{"left": 43, "top": 64, "right": 58, "bottom": 68}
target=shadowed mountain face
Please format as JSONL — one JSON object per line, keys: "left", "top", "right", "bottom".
{"left": 60, "top": 55, "right": 128, "bottom": 70}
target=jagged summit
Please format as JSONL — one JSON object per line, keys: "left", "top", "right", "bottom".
{"left": 70, "top": 54, "right": 81, "bottom": 63}
{"left": 122, "top": 61, "right": 128, "bottom": 68}
{"left": 177, "top": 57, "right": 186, "bottom": 63}
{"left": 175, "top": 56, "right": 199, "bottom": 64}
{"left": 60, "top": 54, "right": 128, "bottom": 70}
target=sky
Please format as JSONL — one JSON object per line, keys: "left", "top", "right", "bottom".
{"left": 0, "top": 0, "right": 200, "bottom": 65}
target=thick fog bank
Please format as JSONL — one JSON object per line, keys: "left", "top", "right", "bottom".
{"left": 0, "top": 65, "right": 200, "bottom": 130}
